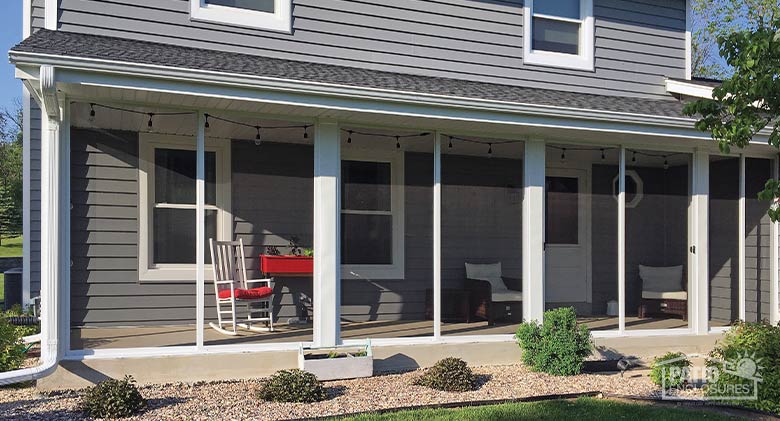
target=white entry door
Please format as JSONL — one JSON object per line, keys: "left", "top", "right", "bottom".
{"left": 544, "top": 169, "right": 589, "bottom": 303}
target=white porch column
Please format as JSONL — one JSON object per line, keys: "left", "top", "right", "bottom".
{"left": 691, "top": 150, "right": 709, "bottom": 334}
{"left": 523, "top": 139, "right": 545, "bottom": 323}
{"left": 195, "top": 112, "right": 206, "bottom": 350}
{"left": 39, "top": 105, "right": 63, "bottom": 360}
{"left": 433, "top": 132, "right": 442, "bottom": 339}
{"left": 618, "top": 146, "right": 626, "bottom": 333}
{"left": 771, "top": 157, "right": 780, "bottom": 325}
{"left": 313, "top": 120, "right": 341, "bottom": 347}
{"left": 738, "top": 154, "right": 746, "bottom": 321}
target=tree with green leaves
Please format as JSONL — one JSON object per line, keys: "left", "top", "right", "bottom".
{"left": 683, "top": 18, "right": 780, "bottom": 219}
{"left": 691, "top": 0, "right": 779, "bottom": 78}
{"left": 0, "top": 100, "right": 23, "bottom": 245}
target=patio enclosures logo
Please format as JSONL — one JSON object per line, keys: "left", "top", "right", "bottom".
{"left": 657, "top": 353, "right": 763, "bottom": 401}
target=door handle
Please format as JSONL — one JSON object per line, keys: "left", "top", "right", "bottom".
{"left": 690, "top": 245, "right": 696, "bottom": 254}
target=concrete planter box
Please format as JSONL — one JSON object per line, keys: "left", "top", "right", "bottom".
{"left": 298, "top": 341, "right": 373, "bottom": 381}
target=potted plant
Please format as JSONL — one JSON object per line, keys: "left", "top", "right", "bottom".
{"left": 298, "top": 340, "right": 373, "bottom": 381}
{"left": 259, "top": 237, "right": 314, "bottom": 276}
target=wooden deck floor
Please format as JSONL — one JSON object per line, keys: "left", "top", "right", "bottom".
{"left": 70, "top": 316, "right": 711, "bottom": 350}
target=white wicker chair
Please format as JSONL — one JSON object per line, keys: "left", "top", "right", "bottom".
{"left": 209, "top": 239, "right": 274, "bottom": 335}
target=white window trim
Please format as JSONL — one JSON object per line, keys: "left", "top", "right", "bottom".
{"left": 523, "top": 0, "right": 595, "bottom": 71}
{"left": 190, "top": 0, "right": 292, "bottom": 33}
{"left": 341, "top": 148, "right": 405, "bottom": 280}
{"left": 138, "top": 133, "right": 232, "bottom": 282}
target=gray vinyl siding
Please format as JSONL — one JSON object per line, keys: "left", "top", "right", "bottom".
{"left": 709, "top": 158, "right": 739, "bottom": 324}
{"left": 56, "top": 0, "right": 686, "bottom": 99}
{"left": 27, "top": 0, "right": 46, "bottom": 298}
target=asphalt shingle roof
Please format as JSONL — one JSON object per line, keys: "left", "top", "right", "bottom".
{"left": 11, "top": 30, "right": 690, "bottom": 119}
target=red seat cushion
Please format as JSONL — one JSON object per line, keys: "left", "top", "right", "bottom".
{"left": 218, "top": 286, "right": 273, "bottom": 300}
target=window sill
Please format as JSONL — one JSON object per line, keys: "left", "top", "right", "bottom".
{"left": 190, "top": 3, "right": 292, "bottom": 33}
{"left": 523, "top": 51, "right": 594, "bottom": 72}
{"left": 139, "top": 267, "right": 215, "bottom": 283}
{"left": 342, "top": 265, "right": 404, "bottom": 280}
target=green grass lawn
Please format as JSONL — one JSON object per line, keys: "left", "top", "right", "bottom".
{"left": 336, "top": 398, "right": 745, "bottom": 421}
{"left": 0, "top": 236, "right": 23, "bottom": 258}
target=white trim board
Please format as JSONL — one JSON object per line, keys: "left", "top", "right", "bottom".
{"left": 666, "top": 79, "right": 715, "bottom": 99}
{"left": 190, "top": 0, "right": 292, "bottom": 33}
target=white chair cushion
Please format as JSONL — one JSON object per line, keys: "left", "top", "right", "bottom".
{"left": 642, "top": 290, "right": 687, "bottom": 300}
{"left": 465, "top": 262, "right": 510, "bottom": 293}
{"left": 639, "top": 264, "right": 684, "bottom": 293}
{"left": 492, "top": 291, "right": 523, "bottom": 302}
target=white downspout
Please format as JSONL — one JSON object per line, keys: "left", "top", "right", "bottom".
{"left": 0, "top": 84, "right": 64, "bottom": 386}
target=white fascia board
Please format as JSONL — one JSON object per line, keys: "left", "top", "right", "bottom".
{"left": 13, "top": 51, "right": 766, "bottom": 143}
{"left": 666, "top": 79, "right": 715, "bottom": 99}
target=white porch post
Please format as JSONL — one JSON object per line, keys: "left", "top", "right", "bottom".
{"left": 195, "top": 112, "right": 206, "bottom": 350}
{"left": 523, "top": 139, "right": 545, "bottom": 322}
{"left": 313, "top": 120, "right": 341, "bottom": 347}
{"left": 618, "top": 146, "right": 626, "bottom": 333}
{"left": 771, "top": 156, "right": 780, "bottom": 325}
{"left": 738, "top": 154, "right": 746, "bottom": 321}
{"left": 692, "top": 150, "right": 709, "bottom": 334}
{"left": 433, "top": 132, "right": 442, "bottom": 339}
{"left": 39, "top": 101, "right": 62, "bottom": 361}
{"left": 58, "top": 99, "right": 71, "bottom": 354}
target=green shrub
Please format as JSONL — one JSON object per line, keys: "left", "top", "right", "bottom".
{"left": 413, "top": 357, "right": 476, "bottom": 392}
{"left": 649, "top": 352, "right": 691, "bottom": 388}
{"left": 705, "top": 321, "right": 780, "bottom": 414}
{"left": 515, "top": 307, "right": 593, "bottom": 376}
{"left": 81, "top": 375, "right": 146, "bottom": 418}
{"left": 0, "top": 317, "right": 25, "bottom": 373}
{"left": 257, "top": 369, "right": 327, "bottom": 403}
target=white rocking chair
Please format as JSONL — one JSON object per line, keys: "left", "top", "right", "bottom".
{"left": 209, "top": 239, "right": 274, "bottom": 335}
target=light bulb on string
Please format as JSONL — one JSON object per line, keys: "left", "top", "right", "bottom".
{"left": 601, "top": 148, "right": 606, "bottom": 160}
{"left": 147, "top": 113, "right": 154, "bottom": 132}
{"left": 303, "top": 126, "right": 309, "bottom": 139}
{"left": 488, "top": 143, "right": 493, "bottom": 157}
{"left": 560, "top": 148, "right": 567, "bottom": 164}
{"left": 663, "top": 157, "right": 669, "bottom": 170}
{"left": 347, "top": 130, "right": 353, "bottom": 144}
{"left": 254, "top": 126, "right": 262, "bottom": 146}
{"left": 204, "top": 114, "right": 210, "bottom": 132}
{"left": 88, "top": 103, "right": 96, "bottom": 123}
{"left": 448, "top": 136, "right": 453, "bottom": 149}
{"left": 632, "top": 151, "right": 637, "bottom": 163}
{"left": 396, "top": 136, "right": 401, "bottom": 150}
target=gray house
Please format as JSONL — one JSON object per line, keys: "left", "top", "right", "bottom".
{"left": 3, "top": 0, "right": 779, "bottom": 388}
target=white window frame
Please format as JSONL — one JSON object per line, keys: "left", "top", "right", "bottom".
{"left": 190, "top": 0, "right": 292, "bottom": 33}
{"left": 341, "top": 148, "right": 405, "bottom": 280}
{"left": 138, "top": 133, "right": 232, "bottom": 282}
{"left": 523, "top": 0, "right": 595, "bottom": 71}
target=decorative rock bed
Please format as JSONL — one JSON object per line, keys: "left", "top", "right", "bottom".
{"left": 0, "top": 364, "right": 703, "bottom": 420}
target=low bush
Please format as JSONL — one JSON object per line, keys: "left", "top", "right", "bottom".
{"left": 0, "top": 317, "right": 26, "bottom": 373}
{"left": 515, "top": 307, "right": 593, "bottom": 376}
{"left": 649, "top": 352, "right": 691, "bottom": 388}
{"left": 257, "top": 369, "right": 327, "bottom": 403}
{"left": 413, "top": 357, "right": 476, "bottom": 392}
{"left": 706, "top": 321, "right": 780, "bottom": 414}
{"left": 81, "top": 375, "right": 146, "bottom": 418}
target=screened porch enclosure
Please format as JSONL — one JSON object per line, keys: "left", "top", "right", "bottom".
{"left": 65, "top": 99, "right": 780, "bottom": 353}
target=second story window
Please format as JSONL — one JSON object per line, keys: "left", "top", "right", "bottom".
{"left": 190, "top": 0, "right": 291, "bottom": 33}
{"left": 523, "top": 0, "right": 595, "bottom": 71}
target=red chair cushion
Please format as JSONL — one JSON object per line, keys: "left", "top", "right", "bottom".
{"left": 218, "top": 286, "right": 273, "bottom": 300}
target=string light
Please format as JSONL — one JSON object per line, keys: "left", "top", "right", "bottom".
{"left": 204, "top": 114, "right": 210, "bottom": 130}
{"left": 89, "top": 103, "right": 96, "bottom": 122}
{"left": 560, "top": 148, "right": 567, "bottom": 163}
{"left": 448, "top": 136, "right": 453, "bottom": 149}
{"left": 663, "top": 157, "right": 669, "bottom": 170}
{"left": 396, "top": 136, "right": 401, "bottom": 149}
{"left": 488, "top": 143, "right": 493, "bottom": 156}
{"left": 347, "top": 130, "right": 353, "bottom": 144}
{"left": 632, "top": 151, "right": 637, "bottom": 163}
{"left": 254, "top": 126, "right": 262, "bottom": 146}
{"left": 147, "top": 113, "right": 154, "bottom": 130}
{"left": 601, "top": 148, "right": 606, "bottom": 160}
{"left": 303, "top": 126, "right": 309, "bottom": 139}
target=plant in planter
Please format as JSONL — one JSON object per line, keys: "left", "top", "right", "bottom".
{"left": 414, "top": 357, "right": 476, "bottom": 392}
{"left": 299, "top": 342, "right": 373, "bottom": 381}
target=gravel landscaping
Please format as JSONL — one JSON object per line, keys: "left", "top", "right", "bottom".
{"left": 0, "top": 364, "right": 701, "bottom": 421}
